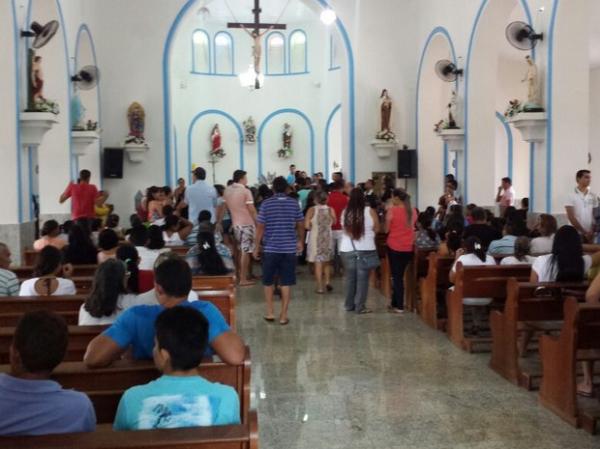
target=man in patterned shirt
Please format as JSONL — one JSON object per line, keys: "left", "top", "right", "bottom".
{"left": 0, "top": 243, "right": 19, "bottom": 297}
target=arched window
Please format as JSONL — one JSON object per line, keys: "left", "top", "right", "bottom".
{"left": 192, "top": 29, "right": 211, "bottom": 74}
{"left": 329, "top": 34, "right": 341, "bottom": 70}
{"left": 289, "top": 30, "right": 307, "bottom": 74}
{"left": 214, "top": 32, "right": 234, "bottom": 75}
{"left": 265, "top": 32, "right": 285, "bottom": 75}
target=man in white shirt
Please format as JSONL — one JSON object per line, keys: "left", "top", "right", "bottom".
{"left": 178, "top": 167, "right": 217, "bottom": 225}
{"left": 496, "top": 177, "right": 515, "bottom": 212}
{"left": 565, "top": 169, "right": 598, "bottom": 243}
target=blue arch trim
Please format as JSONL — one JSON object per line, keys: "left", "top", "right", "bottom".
{"left": 416, "top": 26, "right": 457, "bottom": 207}
{"left": 187, "top": 109, "right": 244, "bottom": 184}
{"left": 173, "top": 126, "right": 179, "bottom": 182}
{"left": 163, "top": 0, "right": 355, "bottom": 185}
{"left": 443, "top": 143, "right": 449, "bottom": 183}
{"left": 11, "top": 0, "right": 22, "bottom": 222}
{"left": 257, "top": 108, "right": 315, "bottom": 176}
{"left": 329, "top": 34, "right": 341, "bottom": 70}
{"left": 546, "top": 0, "right": 559, "bottom": 212}
{"left": 191, "top": 29, "right": 211, "bottom": 74}
{"left": 529, "top": 143, "right": 535, "bottom": 210}
{"left": 288, "top": 29, "right": 308, "bottom": 74}
{"left": 265, "top": 31, "right": 286, "bottom": 75}
{"left": 465, "top": 0, "right": 534, "bottom": 204}
{"left": 325, "top": 104, "right": 342, "bottom": 180}
{"left": 213, "top": 31, "right": 235, "bottom": 76}
{"left": 496, "top": 111, "right": 513, "bottom": 180}
{"left": 74, "top": 24, "right": 103, "bottom": 187}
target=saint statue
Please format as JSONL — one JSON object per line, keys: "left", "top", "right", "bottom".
{"left": 209, "top": 124, "right": 225, "bottom": 160}
{"left": 125, "top": 102, "right": 146, "bottom": 144}
{"left": 380, "top": 89, "right": 392, "bottom": 132}
{"left": 31, "top": 55, "right": 45, "bottom": 105}
{"left": 447, "top": 90, "right": 459, "bottom": 129}
{"left": 243, "top": 116, "right": 256, "bottom": 144}
{"left": 522, "top": 55, "right": 544, "bottom": 112}
{"left": 278, "top": 123, "right": 293, "bottom": 158}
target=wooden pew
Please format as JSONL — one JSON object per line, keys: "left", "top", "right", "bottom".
{"left": 23, "top": 249, "right": 38, "bottom": 266}
{"left": 0, "top": 325, "right": 106, "bottom": 363}
{"left": 418, "top": 253, "right": 454, "bottom": 330}
{"left": 13, "top": 264, "right": 99, "bottom": 279}
{"left": 196, "top": 289, "right": 236, "bottom": 330}
{"left": 489, "top": 279, "right": 588, "bottom": 389}
{"left": 0, "top": 409, "right": 259, "bottom": 449}
{"left": 446, "top": 264, "right": 531, "bottom": 352}
{"left": 192, "top": 274, "right": 236, "bottom": 291}
{"left": 539, "top": 298, "right": 600, "bottom": 434}
{"left": 16, "top": 275, "right": 94, "bottom": 295}
{"left": 169, "top": 245, "right": 191, "bottom": 257}
{"left": 407, "top": 247, "right": 438, "bottom": 314}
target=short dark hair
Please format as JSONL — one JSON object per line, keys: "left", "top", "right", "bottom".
{"left": 289, "top": 164, "right": 296, "bottom": 169}
{"left": 576, "top": 169, "right": 591, "bottom": 181}
{"left": 233, "top": 170, "right": 247, "bottom": 183}
{"left": 146, "top": 225, "right": 165, "bottom": 250}
{"left": 98, "top": 228, "right": 119, "bottom": 251}
{"left": 502, "top": 177, "right": 512, "bottom": 185}
{"left": 40, "top": 220, "right": 60, "bottom": 237}
{"left": 272, "top": 176, "right": 288, "bottom": 194}
{"left": 193, "top": 167, "right": 206, "bottom": 180}
{"left": 129, "top": 225, "right": 149, "bottom": 246}
{"left": 34, "top": 246, "right": 63, "bottom": 277}
{"left": 155, "top": 306, "right": 208, "bottom": 371}
{"left": 471, "top": 207, "right": 486, "bottom": 222}
{"left": 154, "top": 257, "right": 192, "bottom": 298}
{"left": 79, "top": 169, "right": 91, "bottom": 181}
{"left": 198, "top": 210, "right": 212, "bottom": 223}
{"left": 447, "top": 180, "right": 458, "bottom": 190}
{"left": 13, "top": 311, "right": 68, "bottom": 373}
{"left": 333, "top": 180, "right": 344, "bottom": 191}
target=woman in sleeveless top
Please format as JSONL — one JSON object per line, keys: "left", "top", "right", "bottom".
{"left": 19, "top": 246, "right": 76, "bottom": 296}
{"left": 162, "top": 214, "right": 193, "bottom": 247}
{"left": 305, "top": 191, "right": 336, "bottom": 293}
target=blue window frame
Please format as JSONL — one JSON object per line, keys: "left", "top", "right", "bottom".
{"left": 288, "top": 29, "right": 308, "bottom": 74}
{"left": 191, "top": 29, "right": 211, "bottom": 74}
{"left": 265, "top": 31, "right": 286, "bottom": 75}
{"left": 213, "top": 31, "right": 235, "bottom": 76}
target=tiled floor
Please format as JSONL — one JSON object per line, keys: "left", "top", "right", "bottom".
{"left": 236, "top": 271, "right": 599, "bottom": 449}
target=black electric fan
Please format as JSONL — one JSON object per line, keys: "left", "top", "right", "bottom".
{"left": 435, "top": 59, "right": 463, "bottom": 82}
{"left": 505, "top": 21, "right": 543, "bottom": 51}
{"left": 71, "top": 66, "right": 100, "bottom": 90}
{"left": 21, "top": 21, "right": 59, "bottom": 49}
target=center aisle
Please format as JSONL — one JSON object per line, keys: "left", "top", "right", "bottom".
{"left": 235, "top": 271, "right": 597, "bottom": 449}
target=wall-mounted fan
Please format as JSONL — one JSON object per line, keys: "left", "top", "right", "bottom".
{"left": 435, "top": 60, "right": 463, "bottom": 82}
{"left": 71, "top": 66, "right": 100, "bottom": 90}
{"left": 21, "top": 21, "right": 59, "bottom": 49}
{"left": 505, "top": 21, "right": 543, "bottom": 50}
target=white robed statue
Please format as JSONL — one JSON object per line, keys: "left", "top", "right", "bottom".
{"left": 522, "top": 55, "right": 544, "bottom": 112}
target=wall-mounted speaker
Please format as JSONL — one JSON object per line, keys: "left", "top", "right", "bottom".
{"left": 397, "top": 150, "right": 417, "bottom": 178}
{"left": 103, "top": 148, "right": 124, "bottom": 179}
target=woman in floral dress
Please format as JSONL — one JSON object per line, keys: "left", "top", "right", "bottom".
{"left": 305, "top": 191, "right": 336, "bottom": 294}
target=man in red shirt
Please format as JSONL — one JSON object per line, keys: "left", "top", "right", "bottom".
{"left": 59, "top": 169, "right": 100, "bottom": 220}
{"left": 327, "top": 180, "right": 349, "bottom": 274}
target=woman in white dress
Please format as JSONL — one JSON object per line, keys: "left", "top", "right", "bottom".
{"left": 500, "top": 236, "right": 536, "bottom": 265}
{"left": 19, "top": 246, "right": 76, "bottom": 296}
{"left": 305, "top": 191, "right": 336, "bottom": 294}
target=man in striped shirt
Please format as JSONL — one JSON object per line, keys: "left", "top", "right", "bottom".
{"left": 0, "top": 243, "right": 19, "bottom": 296}
{"left": 254, "top": 177, "right": 305, "bottom": 325}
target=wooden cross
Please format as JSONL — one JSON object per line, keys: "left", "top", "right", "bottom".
{"left": 227, "top": 0, "right": 286, "bottom": 35}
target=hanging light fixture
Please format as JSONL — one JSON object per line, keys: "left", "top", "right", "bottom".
{"left": 239, "top": 64, "right": 265, "bottom": 90}
{"left": 320, "top": 8, "right": 337, "bottom": 25}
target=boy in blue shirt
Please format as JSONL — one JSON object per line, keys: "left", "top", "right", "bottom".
{"left": 113, "top": 306, "right": 240, "bottom": 430}
{"left": 84, "top": 256, "right": 245, "bottom": 368}
{"left": 0, "top": 311, "right": 96, "bottom": 435}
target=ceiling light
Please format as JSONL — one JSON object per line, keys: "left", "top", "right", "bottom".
{"left": 320, "top": 9, "right": 337, "bottom": 25}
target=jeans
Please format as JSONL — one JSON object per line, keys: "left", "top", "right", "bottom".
{"left": 341, "top": 251, "right": 371, "bottom": 312}
{"left": 387, "top": 248, "right": 413, "bottom": 310}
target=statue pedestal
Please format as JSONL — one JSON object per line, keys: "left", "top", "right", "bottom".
{"left": 71, "top": 131, "right": 100, "bottom": 157}
{"left": 124, "top": 143, "right": 149, "bottom": 163}
{"left": 438, "top": 129, "right": 465, "bottom": 152}
{"left": 20, "top": 112, "right": 59, "bottom": 148}
{"left": 508, "top": 112, "right": 546, "bottom": 143}
{"left": 370, "top": 139, "right": 398, "bottom": 158}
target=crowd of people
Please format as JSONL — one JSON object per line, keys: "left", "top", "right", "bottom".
{"left": 1, "top": 165, "right": 600, "bottom": 435}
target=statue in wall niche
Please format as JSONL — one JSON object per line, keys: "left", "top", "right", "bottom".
{"left": 243, "top": 117, "right": 256, "bottom": 144}
{"left": 125, "top": 102, "right": 146, "bottom": 145}
{"left": 278, "top": 123, "right": 293, "bottom": 159}
{"left": 210, "top": 124, "right": 225, "bottom": 160}
{"left": 376, "top": 89, "right": 396, "bottom": 141}
{"left": 447, "top": 90, "right": 459, "bottom": 129}
{"left": 27, "top": 50, "right": 59, "bottom": 114}
{"left": 522, "top": 55, "right": 544, "bottom": 112}
{"left": 71, "top": 94, "right": 86, "bottom": 130}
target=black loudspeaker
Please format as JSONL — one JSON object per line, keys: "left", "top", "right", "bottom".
{"left": 397, "top": 150, "right": 417, "bottom": 178}
{"left": 103, "top": 148, "right": 124, "bottom": 179}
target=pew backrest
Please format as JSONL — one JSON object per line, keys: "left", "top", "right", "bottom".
{"left": 13, "top": 265, "right": 98, "bottom": 279}
{"left": 455, "top": 264, "right": 531, "bottom": 298}
{"left": 192, "top": 275, "right": 236, "bottom": 291}
{"left": 195, "top": 289, "right": 236, "bottom": 329}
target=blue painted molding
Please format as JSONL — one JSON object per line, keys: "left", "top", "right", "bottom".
{"left": 213, "top": 31, "right": 235, "bottom": 76}
{"left": 529, "top": 143, "right": 535, "bottom": 210}
{"left": 74, "top": 23, "right": 103, "bottom": 188}
{"left": 288, "top": 29, "right": 308, "bottom": 74}
{"left": 495, "top": 111, "right": 513, "bottom": 180}
{"left": 325, "top": 104, "right": 342, "bottom": 180}
{"left": 186, "top": 109, "right": 244, "bottom": 184}
{"left": 191, "top": 29, "right": 211, "bottom": 74}
{"left": 546, "top": 0, "right": 559, "bottom": 213}
{"left": 329, "top": 34, "right": 341, "bottom": 70}
{"left": 415, "top": 26, "right": 457, "bottom": 206}
{"left": 11, "top": 0, "right": 23, "bottom": 222}
{"left": 265, "top": 31, "right": 286, "bottom": 75}
{"left": 163, "top": 0, "right": 355, "bottom": 184}
{"left": 257, "top": 108, "right": 315, "bottom": 177}
{"left": 443, "top": 142, "right": 449, "bottom": 183}
{"left": 173, "top": 126, "right": 179, "bottom": 183}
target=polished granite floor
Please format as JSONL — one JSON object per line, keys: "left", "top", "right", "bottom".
{"left": 236, "top": 271, "right": 599, "bottom": 449}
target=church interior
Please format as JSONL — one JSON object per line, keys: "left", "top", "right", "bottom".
{"left": 1, "top": 0, "right": 600, "bottom": 447}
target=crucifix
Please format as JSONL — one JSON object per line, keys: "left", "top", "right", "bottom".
{"left": 228, "top": 0, "right": 286, "bottom": 87}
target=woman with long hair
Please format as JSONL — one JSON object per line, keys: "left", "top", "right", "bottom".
{"left": 186, "top": 228, "right": 231, "bottom": 275}
{"left": 78, "top": 259, "right": 155, "bottom": 325}
{"left": 33, "top": 220, "right": 67, "bottom": 251}
{"left": 305, "top": 190, "right": 336, "bottom": 293}
{"left": 415, "top": 212, "right": 440, "bottom": 250}
{"left": 115, "top": 244, "right": 154, "bottom": 294}
{"left": 162, "top": 214, "right": 193, "bottom": 247}
{"left": 385, "top": 189, "right": 417, "bottom": 313}
{"left": 19, "top": 246, "right": 76, "bottom": 296}
{"left": 62, "top": 223, "right": 98, "bottom": 265}
{"left": 339, "top": 188, "right": 380, "bottom": 314}
{"left": 500, "top": 236, "right": 536, "bottom": 265}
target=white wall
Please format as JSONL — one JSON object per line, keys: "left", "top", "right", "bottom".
{"left": 589, "top": 67, "right": 600, "bottom": 177}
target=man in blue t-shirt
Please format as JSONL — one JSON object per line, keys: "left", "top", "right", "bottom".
{"left": 84, "top": 257, "right": 245, "bottom": 368}
{"left": 253, "top": 176, "right": 305, "bottom": 326}
{"left": 114, "top": 306, "right": 240, "bottom": 430}
{"left": 0, "top": 311, "right": 96, "bottom": 436}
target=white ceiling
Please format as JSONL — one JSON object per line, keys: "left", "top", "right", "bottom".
{"left": 590, "top": 1, "right": 600, "bottom": 68}
{"left": 195, "top": 0, "right": 318, "bottom": 25}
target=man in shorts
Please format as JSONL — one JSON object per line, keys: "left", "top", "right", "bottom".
{"left": 223, "top": 170, "right": 257, "bottom": 286}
